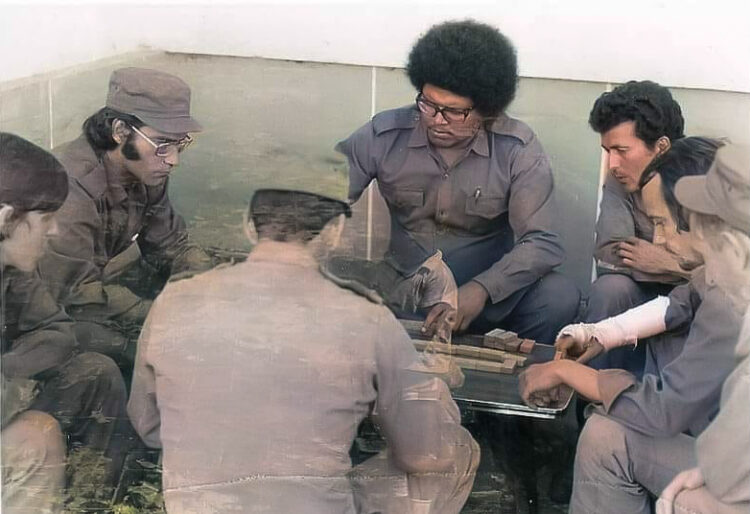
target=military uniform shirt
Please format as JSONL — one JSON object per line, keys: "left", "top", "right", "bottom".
{"left": 337, "top": 106, "right": 565, "bottom": 304}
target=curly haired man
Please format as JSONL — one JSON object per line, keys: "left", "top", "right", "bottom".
{"left": 337, "top": 20, "right": 579, "bottom": 343}
{"left": 585, "top": 80, "right": 688, "bottom": 375}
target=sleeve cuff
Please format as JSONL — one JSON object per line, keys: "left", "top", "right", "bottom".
{"left": 597, "top": 369, "right": 638, "bottom": 411}
{"left": 472, "top": 275, "right": 506, "bottom": 305}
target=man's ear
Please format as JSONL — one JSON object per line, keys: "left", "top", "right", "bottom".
{"left": 0, "top": 204, "right": 18, "bottom": 241}
{"left": 656, "top": 136, "right": 671, "bottom": 155}
{"left": 111, "top": 119, "right": 130, "bottom": 145}
{"left": 242, "top": 208, "right": 259, "bottom": 246}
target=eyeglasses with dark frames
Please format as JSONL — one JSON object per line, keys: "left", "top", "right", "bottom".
{"left": 130, "top": 125, "right": 193, "bottom": 157}
{"left": 415, "top": 93, "right": 474, "bottom": 123}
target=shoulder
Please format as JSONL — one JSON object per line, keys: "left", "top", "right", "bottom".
{"left": 319, "top": 263, "right": 384, "bottom": 305}
{"left": 54, "top": 136, "right": 107, "bottom": 198}
{"left": 54, "top": 136, "right": 99, "bottom": 179}
{"left": 54, "top": 176, "right": 100, "bottom": 223}
{"left": 371, "top": 106, "right": 420, "bottom": 136}
{"left": 337, "top": 106, "right": 417, "bottom": 159}
{"left": 487, "top": 114, "right": 537, "bottom": 146}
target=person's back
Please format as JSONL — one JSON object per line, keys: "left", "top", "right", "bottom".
{"left": 128, "top": 189, "right": 479, "bottom": 513}
{"left": 134, "top": 244, "right": 411, "bottom": 510}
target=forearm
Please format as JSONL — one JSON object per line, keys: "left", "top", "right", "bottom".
{"left": 2, "top": 328, "right": 76, "bottom": 379}
{"left": 556, "top": 360, "right": 601, "bottom": 402}
{"left": 68, "top": 283, "right": 147, "bottom": 322}
{"left": 629, "top": 268, "right": 690, "bottom": 284}
{"left": 594, "top": 296, "right": 669, "bottom": 350}
{"left": 474, "top": 234, "right": 563, "bottom": 303}
{"left": 378, "top": 377, "right": 461, "bottom": 474}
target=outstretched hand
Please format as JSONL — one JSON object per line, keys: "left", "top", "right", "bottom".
{"left": 454, "top": 281, "right": 489, "bottom": 333}
{"left": 556, "top": 335, "right": 604, "bottom": 364}
{"left": 518, "top": 361, "right": 564, "bottom": 408}
{"left": 422, "top": 302, "right": 457, "bottom": 343}
{"left": 555, "top": 324, "right": 605, "bottom": 364}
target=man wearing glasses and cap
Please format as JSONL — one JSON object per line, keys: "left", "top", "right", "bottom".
{"left": 39, "top": 67, "right": 212, "bottom": 368}
{"left": 337, "top": 20, "right": 579, "bottom": 344}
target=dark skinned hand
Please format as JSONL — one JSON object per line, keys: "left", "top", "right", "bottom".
{"left": 617, "top": 237, "right": 680, "bottom": 275}
{"left": 422, "top": 302, "right": 457, "bottom": 343}
{"left": 556, "top": 334, "right": 605, "bottom": 364}
{"left": 454, "top": 281, "right": 489, "bottom": 333}
{"left": 518, "top": 361, "right": 564, "bottom": 408}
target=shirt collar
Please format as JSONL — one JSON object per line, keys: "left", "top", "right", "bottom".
{"left": 407, "top": 116, "right": 489, "bottom": 157}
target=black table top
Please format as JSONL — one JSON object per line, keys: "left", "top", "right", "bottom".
{"left": 449, "top": 336, "right": 573, "bottom": 420}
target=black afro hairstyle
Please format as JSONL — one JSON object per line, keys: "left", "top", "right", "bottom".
{"left": 589, "top": 80, "right": 685, "bottom": 148}
{"left": 406, "top": 20, "right": 518, "bottom": 117}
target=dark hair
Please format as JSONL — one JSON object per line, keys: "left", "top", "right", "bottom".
{"left": 406, "top": 20, "right": 518, "bottom": 117}
{"left": 589, "top": 81, "right": 685, "bottom": 148}
{"left": 640, "top": 136, "right": 723, "bottom": 230}
{"left": 83, "top": 107, "right": 144, "bottom": 154}
{"left": 250, "top": 189, "right": 351, "bottom": 243}
{"left": 0, "top": 132, "right": 68, "bottom": 213}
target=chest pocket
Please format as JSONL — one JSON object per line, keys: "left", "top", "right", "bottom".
{"left": 391, "top": 189, "right": 425, "bottom": 209}
{"left": 465, "top": 196, "right": 504, "bottom": 219}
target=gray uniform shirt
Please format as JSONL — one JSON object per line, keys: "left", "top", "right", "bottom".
{"left": 595, "top": 174, "right": 684, "bottom": 285}
{"left": 696, "top": 304, "right": 750, "bottom": 505}
{"left": 128, "top": 242, "right": 471, "bottom": 513}
{"left": 596, "top": 269, "right": 741, "bottom": 437}
{"left": 336, "top": 106, "right": 564, "bottom": 304}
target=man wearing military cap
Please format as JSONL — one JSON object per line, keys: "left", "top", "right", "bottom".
{"left": 39, "top": 67, "right": 211, "bottom": 367}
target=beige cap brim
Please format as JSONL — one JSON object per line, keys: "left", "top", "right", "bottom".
{"left": 674, "top": 174, "right": 718, "bottom": 217}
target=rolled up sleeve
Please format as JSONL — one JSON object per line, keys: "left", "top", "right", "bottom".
{"left": 598, "top": 286, "right": 740, "bottom": 437}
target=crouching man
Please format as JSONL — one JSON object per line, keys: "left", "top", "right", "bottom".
{"left": 128, "top": 187, "right": 479, "bottom": 513}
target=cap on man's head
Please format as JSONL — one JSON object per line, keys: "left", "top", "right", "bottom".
{"left": 675, "top": 143, "right": 750, "bottom": 235}
{"left": 106, "top": 67, "right": 202, "bottom": 134}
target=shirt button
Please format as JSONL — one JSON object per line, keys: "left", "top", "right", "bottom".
{"left": 442, "top": 173, "right": 449, "bottom": 180}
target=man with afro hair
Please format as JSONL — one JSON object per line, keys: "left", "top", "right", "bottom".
{"left": 337, "top": 20, "right": 579, "bottom": 344}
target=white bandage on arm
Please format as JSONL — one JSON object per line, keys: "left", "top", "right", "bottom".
{"left": 593, "top": 296, "right": 670, "bottom": 350}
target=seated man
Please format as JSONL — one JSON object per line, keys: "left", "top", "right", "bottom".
{"left": 637, "top": 137, "right": 722, "bottom": 273}
{"left": 657, "top": 304, "right": 749, "bottom": 514}
{"left": 128, "top": 187, "right": 479, "bottom": 513}
{"left": 586, "top": 80, "right": 687, "bottom": 374}
{"left": 518, "top": 143, "right": 750, "bottom": 513}
{"left": 336, "top": 20, "right": 579, "bottom": 344}
{"left": 39, "top": 67, "right": 212, "bottom": 367}
{"left": 0, "top": 133, "right": 128, "bottom": 503}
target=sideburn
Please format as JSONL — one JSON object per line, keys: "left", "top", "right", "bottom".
{"left": 121, "top": 133, "right": 142, "bottom": 161}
